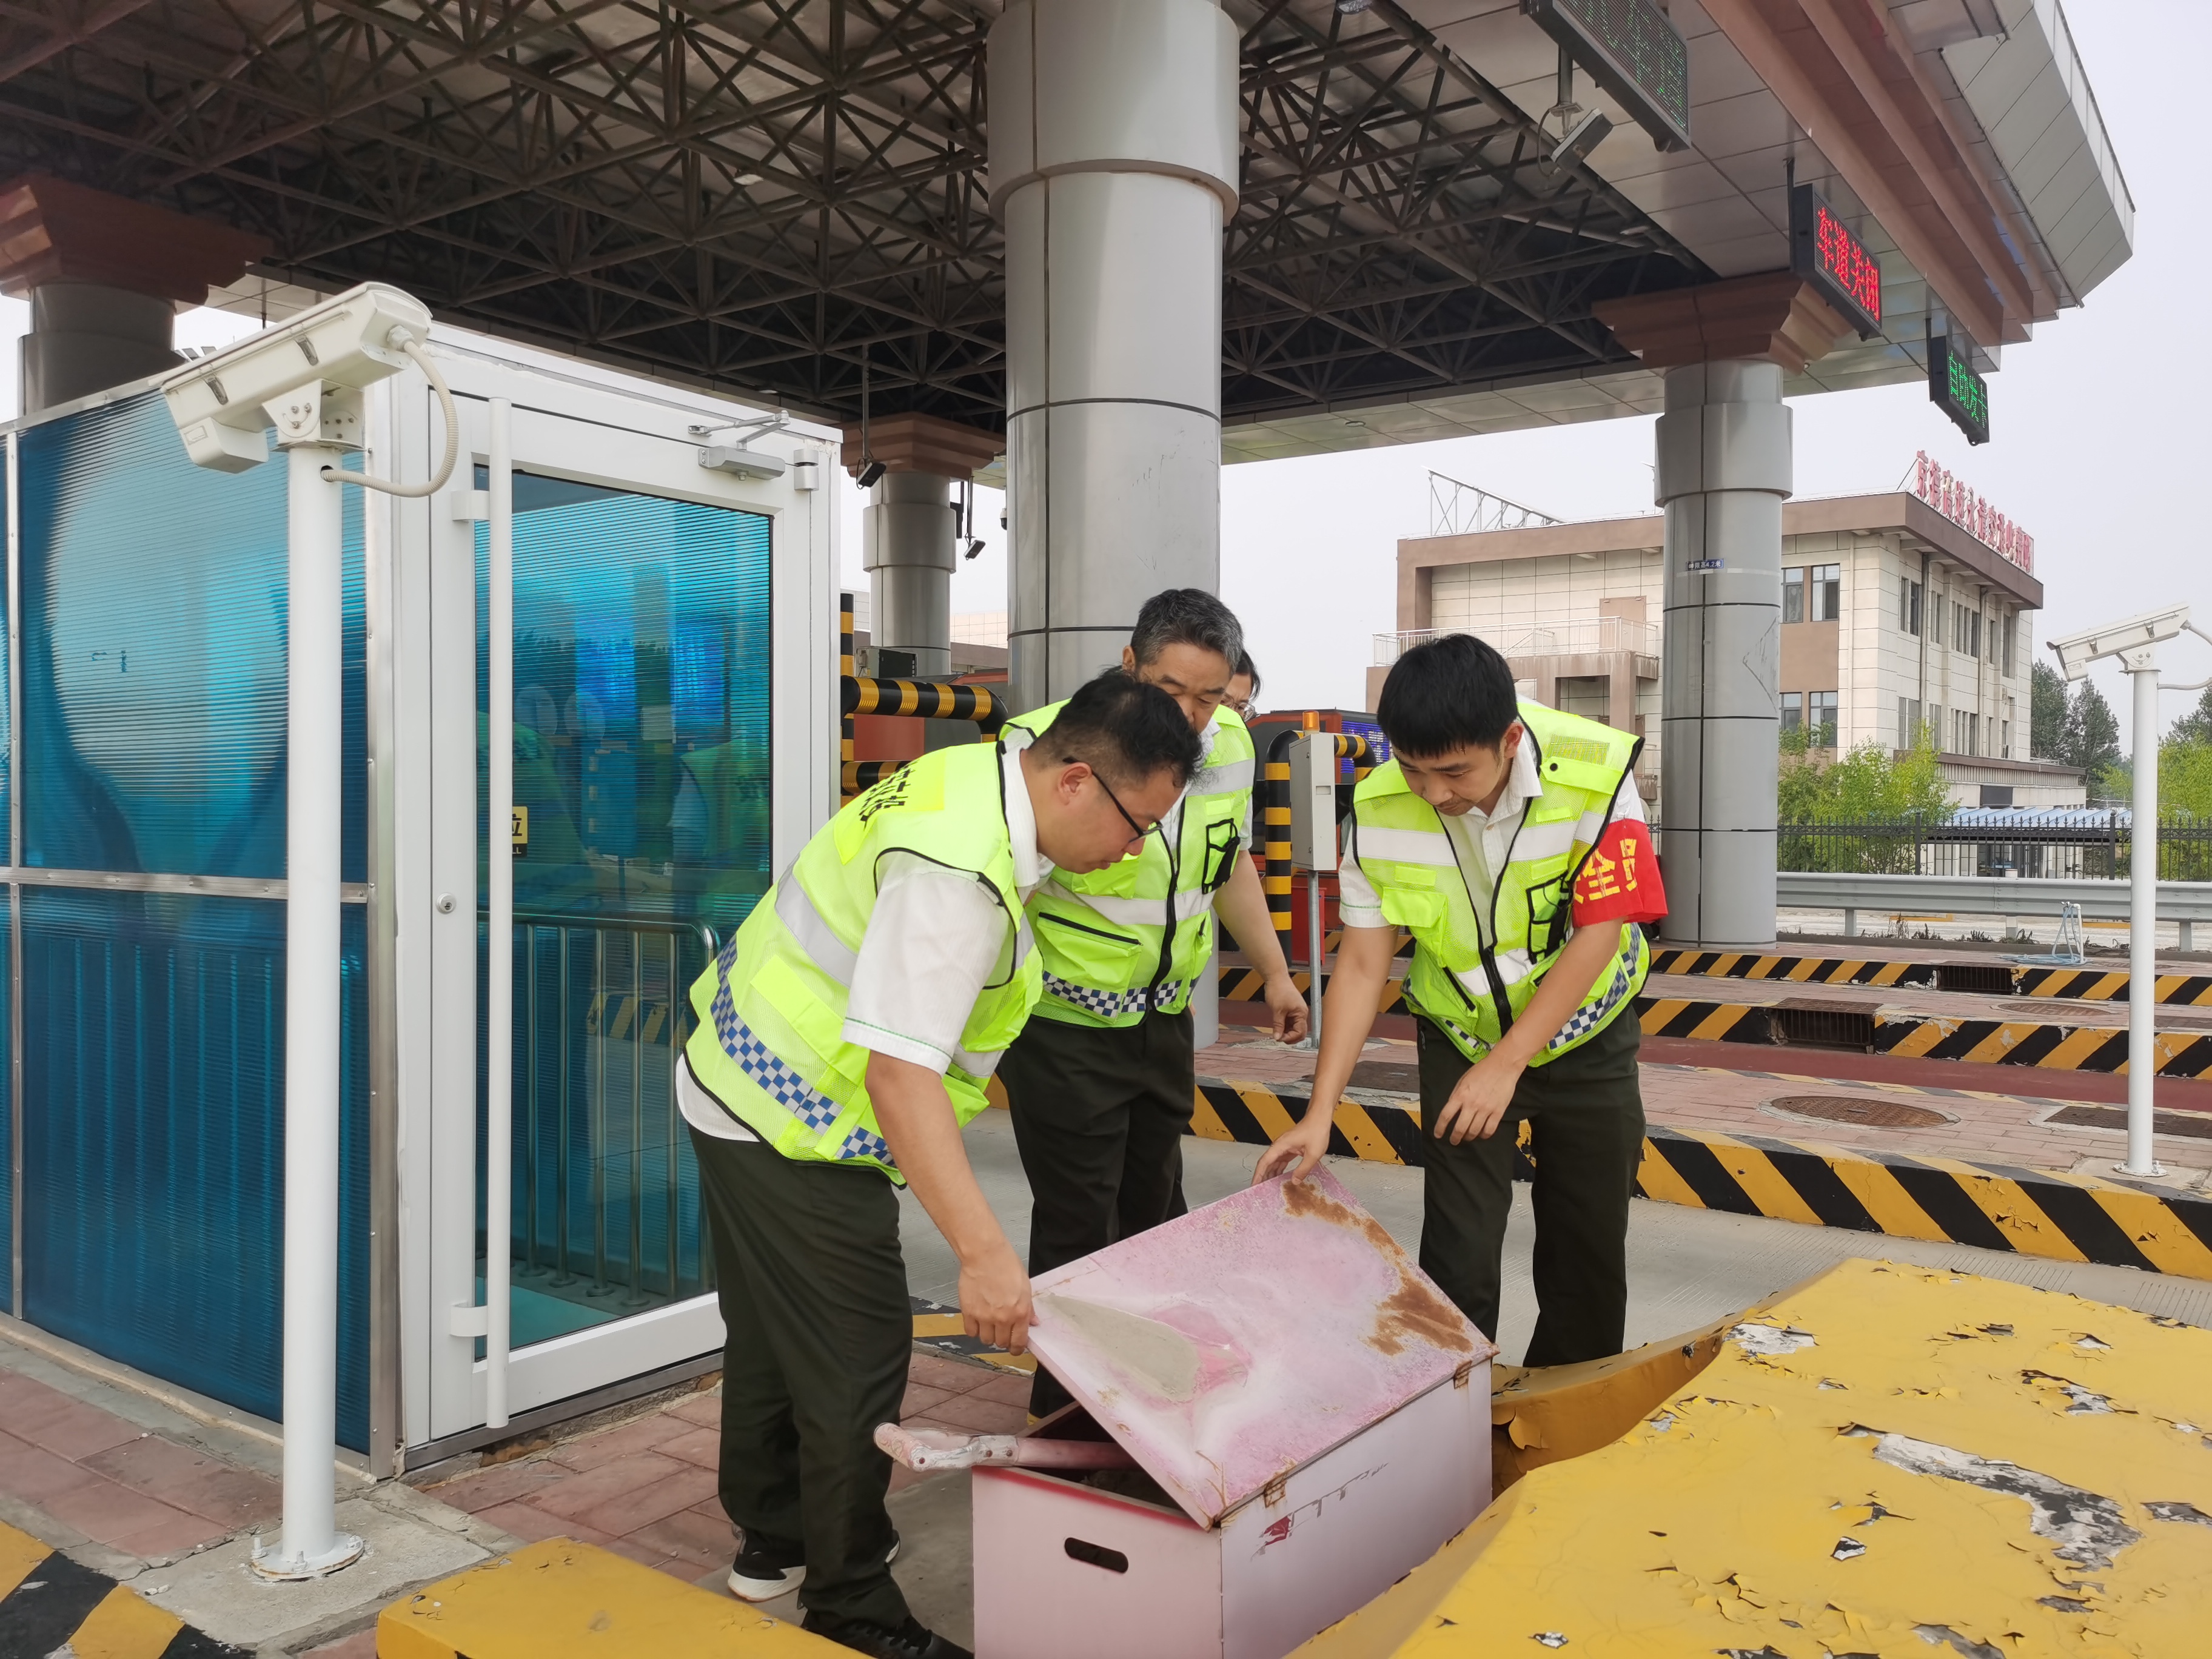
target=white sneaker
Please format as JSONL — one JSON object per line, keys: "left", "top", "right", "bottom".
{"left": 726, "top": 1533, "right": 898, "bottom": 1602}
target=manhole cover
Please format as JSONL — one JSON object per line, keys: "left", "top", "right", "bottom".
{"left": 1766, "top": 1093, "right": 1952, "bottom": 1129}
{"left": 2000, "top": 1000, "right": 2212, "bottom": 1031}
{"left": 2049, "top": 1104, "right": 2212, "bottom": 1141}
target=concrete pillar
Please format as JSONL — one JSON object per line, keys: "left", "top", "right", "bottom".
{"left": 863, "top": 470, "right": 956, "bottom": 679}
{"left": 21, "top": 281, "right": 179, "bottom": 412}
{"left": 1592, "top": 272, "right": 1851, "bottom": 947}
{"left": 1654, "top": 360, "right": 1792, "bottom": 945}
{"left": 0, "top": 173, "right": 268, "bottom": 415}
{"left": 837, "top": 412, "right": 1003, "bottom": 680}
{"left": 989, "top": 0, "right": 1239, "bottom": 711}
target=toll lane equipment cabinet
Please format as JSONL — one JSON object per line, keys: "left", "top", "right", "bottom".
{"left": 972, "top": 1170, "right": 1495, "bottom": 1659}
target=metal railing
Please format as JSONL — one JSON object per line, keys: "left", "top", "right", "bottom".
{"left": 1771, "top": 818, "right": 2212, "bottom": 880}
{"left": 1375, "top": 616, "right": 1660, "bottom": 666}
{"left": 1775, "top": 871, "right": 2212, "bottom": 927}
{"left": 504, "top": 910, "right": 720, "bottom": 1324}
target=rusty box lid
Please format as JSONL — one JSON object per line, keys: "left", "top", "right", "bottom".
{"left": 1024, "top": 1167, "right": 1495, "bottom": 1529}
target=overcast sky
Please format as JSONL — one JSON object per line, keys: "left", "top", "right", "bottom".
{"left": 2, "top": 2, "right": 2194, "bottom": 742}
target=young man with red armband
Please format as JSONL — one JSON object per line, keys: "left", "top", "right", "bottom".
{"left": 1255, "top": 633, "right": 1665, "bottom": 1364}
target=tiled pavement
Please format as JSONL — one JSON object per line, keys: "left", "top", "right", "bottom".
{"left": 423, "top": 1351, "right": 1027, "bottom": 1587}
{"left": 0, "top": 1368, "right": 280, "bottom": 1562}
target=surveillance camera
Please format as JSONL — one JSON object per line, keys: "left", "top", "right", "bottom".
{"left": 159, "top": 283, "right": 434, "bottom": 473}
{"left": 1546, "top": 109, "right": 1614, "bottom": 172}
{"left": 2046, "top": 605, "right": 2193, "bottom": 680}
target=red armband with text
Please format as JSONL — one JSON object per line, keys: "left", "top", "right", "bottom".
{"left": 1571, "top": 819, "right": 1667, "bottom": 927}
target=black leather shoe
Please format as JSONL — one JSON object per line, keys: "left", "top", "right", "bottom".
{"left": 800, "top": 1612, "right": 971, "bottom": 1659}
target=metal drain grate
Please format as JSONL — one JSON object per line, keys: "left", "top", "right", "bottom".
{"left": 1347, "top": 1061, "right": 1421, "bottom": 1094}
{"left": 1935, "top": 963, "right": 2015, "bottom": 996}
{"left": 1768, "top": 1094, "right": 1951, "bottom": 1129}
{"left": 1766, "top": 997, "right": 1877, "bottom": 1051}
{"left": 2000, "top": 1000, "right": 2212, "bottom": 1031}
{"left": 2049, "top": 1104, "right": 2212, "bottom": 1141}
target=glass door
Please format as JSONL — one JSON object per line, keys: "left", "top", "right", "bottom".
{"left": 415, "top": 383, "right": 813, "bottom": 1444}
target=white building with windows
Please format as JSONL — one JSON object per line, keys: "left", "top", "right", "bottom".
{"left": 1374, "top": 466, "right": 2084, "bottom": 809}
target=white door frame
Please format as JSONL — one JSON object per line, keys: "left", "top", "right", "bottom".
{"left": 385, "top": 330, "right": 839, "bottom": 1449}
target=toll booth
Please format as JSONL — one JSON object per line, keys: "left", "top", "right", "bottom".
{"left": 0, "top": 327, "right": 841, "bottom": 1472}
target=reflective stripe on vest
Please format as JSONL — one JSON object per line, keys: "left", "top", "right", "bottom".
{"left": 1005, "top": 700, "right": 1255, "bottom": 1027}
{"left": 682, "top": 743, "right": 1041, "bottom": 1178}
{"left": 1351, "top": 701, "right": 1647, "bottom": 1067}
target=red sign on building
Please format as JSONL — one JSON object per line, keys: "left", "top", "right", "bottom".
{"left": 1913, "top": 451, "right": 2033, "bottom": 573}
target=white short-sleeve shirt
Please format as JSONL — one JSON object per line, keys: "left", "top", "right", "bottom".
{"left": 680, "top": 738, "right": 1049, "bottom": 1141}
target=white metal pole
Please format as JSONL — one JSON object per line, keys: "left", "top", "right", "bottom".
{"left": 486, "top": 400, "right": 514, "bottom": 1426}
{"left": 1306, "top": 873, "right": 1325, "bottom": 1051}
{"left": 2121, "top": 663, "right": 2163, "bottom": 1176}
{"left": 271, "top": 440, "right": 361, "bottom": 1577}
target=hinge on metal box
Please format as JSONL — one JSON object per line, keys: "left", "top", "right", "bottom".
{"left": 1261, "top": 1473, "right": 1289, "bottom": 1508}
{"left": 1453, "top": 1361, "right": 1475, "bottom": 1389}
{"left": 448, "top": 1302, "right": 490, "bottom": 1338}
{"left": 447, "top": 489, "right": 489, "bottom": 523}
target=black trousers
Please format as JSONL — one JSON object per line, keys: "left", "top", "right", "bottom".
{"left": 1414, "top": 1007, "right": 1645, "bottom": 1367}
{"left": 999, "top": 1007, "right": 1195, "bottom": 1416}
{"left": 690, "top": 1127, "right": 911, "bottom": 1628}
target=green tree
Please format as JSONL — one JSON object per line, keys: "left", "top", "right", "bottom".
{"left": 1778, "top": 729, "right": 1953, "bottom": 872}
{"left": 2029, "top": 660, "right": 2068, "bottom": 759}
{"left": 2165, "top": 737, "right": 2212, "bottom": 819}
{"left": 2168, "top": 684, "right": 2212, "bottom": 746}
{"left": 2059, "top": 679, "right": 2122, "bottom": 779}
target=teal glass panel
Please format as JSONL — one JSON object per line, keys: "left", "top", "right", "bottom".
{"left": 475, "top": 472, "right": 767, "bottom": 1345}
{"left": 20, "top": 889, "right": 370, "bottom": 1448}
{"left": 19, "top": 393, "right": 367, "bottom": 880}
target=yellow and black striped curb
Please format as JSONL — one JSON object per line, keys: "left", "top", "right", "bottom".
{"left": 0, "top": 1518, "right": 245, "bottom": 1657}
{"left": 1186, "top": 1077, "right": 2212, "bottom": 1280}
{"left": 907, "top": 1294, "right": 1034, "bottom": 1374}
{"left": 1649, "top": 946, "right": 2212, "bottom": 1007}
{"left": 1638, "top": 993, "right": 2212, "bottom": 1077}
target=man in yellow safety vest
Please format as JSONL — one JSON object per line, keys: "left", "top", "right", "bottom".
{"left": 1256, "top": 632, "right": 1667, "bottom": 1367}
{"left": 677, "top": 670, "right": 1199, "bottom": 1659}
{"left": 1001, "top": 590, "right": 1308, "bottom": 1418}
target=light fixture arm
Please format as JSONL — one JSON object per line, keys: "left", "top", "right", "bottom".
{"left": 320, "top": 330, "right": 458, "bottom": 497}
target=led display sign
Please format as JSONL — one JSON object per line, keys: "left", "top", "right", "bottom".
{"left": 1789, "top": 184, "right": 1882, "bottom": 340}
{"left": 1523, "top": 0, "right": 1691, "bottom": 152}
{"left": 1929, "top": 335, "right": 1990, "bottom": 446}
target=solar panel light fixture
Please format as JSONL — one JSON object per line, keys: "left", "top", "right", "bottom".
{"left": 2046, "top": 606, "right": 2198, "bottom": 681}
{"left": 159, "top": 283, "right": 435, "bottom": 473}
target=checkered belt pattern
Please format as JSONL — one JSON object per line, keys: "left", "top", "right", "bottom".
{"left": 1041, "top": 970, "right": 1187, "bottom": 1021}
{"left": 1546, "top": 960, "right": 1635, "bottom": 1053}
{"left": 711, "top": 943, "right": 899, "bottom": 1168}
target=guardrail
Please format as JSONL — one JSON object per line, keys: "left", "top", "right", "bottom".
{"left": 1777, "top": 871, "right": 2212, "bottom": 927}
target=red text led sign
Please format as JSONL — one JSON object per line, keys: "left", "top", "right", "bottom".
{"left": 1789, "top": 184, "right": 1881, "bottom": 340}
{"left": 1914, "top": 451, "right": 2031, "bottom": 573}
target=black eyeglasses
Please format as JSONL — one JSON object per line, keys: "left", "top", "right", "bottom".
{"left": 1092, "top": 769, "right": 1161, "bottom": 843}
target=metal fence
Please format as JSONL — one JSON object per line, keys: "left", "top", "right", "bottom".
{"left": 1763, "top": 819, "right": 2212, "bottom": 881}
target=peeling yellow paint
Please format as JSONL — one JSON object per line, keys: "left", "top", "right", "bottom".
{"left": 1299, "top": 1260, "right": 2212, "bottom": 1657}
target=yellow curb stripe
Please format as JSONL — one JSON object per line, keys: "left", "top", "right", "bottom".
{"left": 1689, "top": 1004, "right": 1754, "bottom": 1041}
{"left": 1882, "top": 1017, "right": 1951, "bottom": 1059}
{"left": 1826, "top": 1159, "right": 1952, "bottom": 1242}
{"left": 1332, "top": 1102, "right": 1406, "bottom": 1165}
{"left": 1632, "top": 1141, "right": 1709, "bottom": 1209}
{"left": 0, "top": 1520, "right": 47, "bottom": 1602}
{"left": 1233, "top": 1082, "right": 1299, "bottom": 1141}
{"left": 1188, "top": 1088, "right": 1238, "bottom": 1142}
{"left": 1694, "top": 1133, "right": 1828, "bottom": 1228}
{"left": 68, "top": 1583, "right": 187, "bottom": 1659}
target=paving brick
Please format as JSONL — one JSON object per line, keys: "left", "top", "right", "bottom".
{"left": 527, "top": 1453, "right": 689, "bottom": 1523}
{"left": 541, "top": 1412, "right": 692, "bottom": 1472}
{"left": 604, "top": 1536, "right": 708, "bottom": 1581}
{"left": 107, "top": 1506, "right": 232, "bottom": 1560}
{"left": 33, "top": 1470, "right": 210, "bottom": 1552}
{"left": 301, "top": 1630, "right": 380, "bottom": 1658}
{"left": 625, "top": 1507, "right": 734, "bottom": 1572}
{"left": 81, "top": 1433, "right": 280, "bottom": 1527}
{"left": 470, "top": 1501, "right": 623, "bottom": 1550}
{"left": 566, "top": 1465, "right": 721, "bottom": 1537}
{"left": 657, "top": 1426, "right": 722, "bottom": 1470}
{"left": 899, "top": 1384, "right": 954, "bottom": 1419}
{"left": 431, "top": 1456, "right": 571, "bottom": 1513}
{"left": 666, "top": 1393, "right": 726, "bottom": 1429}
{"left": 905, "top": 1353, "right": 994, "bottom": 1393}
{"left": 0, "top": 1386, "right": 143, "bottom": 1463}
{"left": 964, "top": 1371, "right": 1035, "bottom": 1410}
{"left": 0, "top": 1432, "right": 105, "bottom": 1504}
{"left": 914, "top": 1393, "right": 1028, "bottom": 1435}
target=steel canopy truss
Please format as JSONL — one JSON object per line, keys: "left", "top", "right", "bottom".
{"left": 0, "top": 0, "right": 1704, "bottom": 430}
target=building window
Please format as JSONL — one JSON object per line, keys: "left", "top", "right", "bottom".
{"left": 1783, "top": 566, "right": 1805, "bottom": 623}
{"left": 1969, "top": 609, "right": 1982, "bottom": 659}
{"left": 2002, "top": 613, "right": 2016, "bottom": 676}
{"left": 1780, "top": 691, "right": 1803, "bottom": 737}
{"left": 1899, "top": 696, "right": 1923, "bottom": 747}
{"left": 1810, "top": 690, "right": 1838, "bottom": 748}
{"left": 1953, "top": 709, "right": 1982, "bottom": 756}
{"left": 1811, "top": 564, "right": 1842, "bottom": 622}
{"left": 1900, "top": 577, "right": 1922, "bottom": 636}
{"left": 2002, "top": 719, "right": 2012, "bottom": 759}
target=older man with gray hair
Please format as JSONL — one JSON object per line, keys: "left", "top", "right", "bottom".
{"left": 1000, "top": 589, "right": 1307, "bottom": 1418}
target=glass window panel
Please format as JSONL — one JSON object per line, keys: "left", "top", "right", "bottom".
{"left": 1812, "top": 565, "right": 1842, "bottom": 622}
{"left": 19, "top": 889, "right": 371, "bottom": 1447}
{"left": 20, "top": 394, "right": 367, "bottom": 880}
{"left": 1811, "top": 691, "right": 1838, "bottom": 747}
{"left": 1781, "top": 568, "right": 1804, "bottom": 625}
{"left": 1780, "top": 691, "right": 1803, "bottom": 732}
{"left": 474, "top": 471, "right": 768, "bottom": 1346}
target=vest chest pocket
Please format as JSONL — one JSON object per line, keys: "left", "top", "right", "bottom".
{"left": 1519, "top": 853, "right": 1575, "bottom": 951}
{"left": 1376, "top": 886, "right": 1446, "bottom": 933}
{"left": 1199, "top": 817, "right": 1244, "bottom": 893}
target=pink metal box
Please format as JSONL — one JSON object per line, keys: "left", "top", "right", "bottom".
{"left": 971, "top": 1169, "right": 1496, "bottom": 1659}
